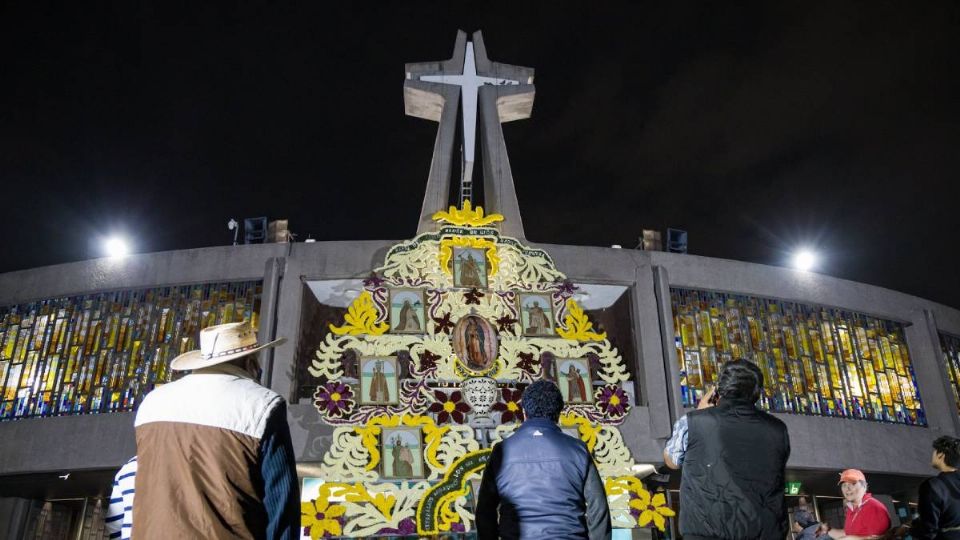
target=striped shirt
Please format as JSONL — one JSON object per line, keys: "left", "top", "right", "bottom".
{"left": 664, "top": 415, "right": 689, "bottom": 466}
{"left": 104, "top": 456, "right": 137, "bottom": 540}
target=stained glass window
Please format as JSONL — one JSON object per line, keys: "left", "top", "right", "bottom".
{"left": 0, "top": 281, "right": 262, "bottom": 420}
{"left": 940, "top": 332, "right": 960, "bottom": 413}
{"left": 670, "top": 288, "right": 925, "bottom": 426}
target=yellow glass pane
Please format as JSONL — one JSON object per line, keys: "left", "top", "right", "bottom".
{"left": 699, "top": 312, "right": 714, "bottom": 346}
{"left": 817, "top": 363, "right": 832, "bottom": 398}
{"left": 827, "top": 354, "right": 842, "bottom": 389}
{"left": 876, "top": 372, "right": 893, "bottom": 407}
{"left": 846, "top": 364, "right": 863, "bottom": 398}
{"left": 802, "top": 357, "right": 818, "bottom": 392}
{"left": 4, "top": 363, "right": 22, "bottom": 400}
{"left": 810, "top": 330, "right": 824, "bottom": 363}
{"left": 838, "top": 328, "right": 853, "bottom": 361}
{"left": 745, "top": 317, "right": 759, "bottom": 349}
{"left": 862, "top": 361, "right": 877, "bottom": 392}
{"left": 685, "top": 350, "right": 703, "bottom": 388}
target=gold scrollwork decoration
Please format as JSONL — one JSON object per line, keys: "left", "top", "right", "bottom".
{"left": 329, "top": 291, "right": 389, "bottom": 336}
{"left": 431, "top": 200, "right": 505, "bottom": 227}
{"left": 556, "top": 298, "right": 607, "bottom": 341}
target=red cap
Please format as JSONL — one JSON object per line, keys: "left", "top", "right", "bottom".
{"left": 838, "top": 469, "right": 866, "bottom": 484}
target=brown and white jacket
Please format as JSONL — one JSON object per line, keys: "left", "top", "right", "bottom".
{"left": 133, "top": 363, "right": 299, "bottom": 539}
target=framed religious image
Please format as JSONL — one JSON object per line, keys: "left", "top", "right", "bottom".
{"left": 389, "top": 288, "right": 426, "bottom": 334}
{"left": 380, "top": 426, "right": 424, "bottom": 479}
{"left": 359, "top": 356, "right": 399, "bottom": 405}
{"left": 556, "top": 358, "right": 594, "bottom": 404}
{"left": 518, "top": 293, "right": 555, "bottom": 336}
{"left": 452, "top": 315, "right": 498, "bottom": 372}
{"left": 452, "top": 247, "right": 488, "bottom": 288}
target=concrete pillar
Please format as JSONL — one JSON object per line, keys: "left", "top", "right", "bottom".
{"left": 259, "top": 257, "right": 284, "bottom": 389}
{"left": 652, "top": 266, "right": 683, "bottom": 426}
{"left": 270, "top": 255, "right": 302, "bottom": 402}
{"left": 906, "top": 309, "right": 960, "bottom": 435}
{"left": 632, "top": 262, "right": 672, "bottom": 439}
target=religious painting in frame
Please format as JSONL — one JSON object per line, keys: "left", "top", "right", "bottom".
{"left": 452, "top": 315, "right": 498, "bottom": 372}
{"left": 359, "top": 356, "right": 399, "bottom": 405}
{"left": 556, "top": 357, "right": 594, "bottom": 404}
{"left": 452, "top": 247, "right": 488, "bottom": 289}
{"left": 389, "top": 288, "right": 426, "bottom": 334}
{"left": 380, "top": 426, "right": 424, "bottom": 479}
{"left": 518, "top": 293, "right": 555, "bottom": 336}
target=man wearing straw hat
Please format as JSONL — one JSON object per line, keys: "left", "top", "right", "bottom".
{"left": 132, "top": 321, "right": 299, "bottom": 539}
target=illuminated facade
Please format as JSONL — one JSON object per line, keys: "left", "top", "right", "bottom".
{"left": 0, "top": 281, "right": 261, "bottom": 420}
{"left": 671, "top": 288, "right": 924, "bottom": 425}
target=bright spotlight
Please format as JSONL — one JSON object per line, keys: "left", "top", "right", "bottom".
{"left": 791, "top": 249, "right": 816, "bottom": 272}
{"left": 103, "top": 236, "right": 131, "bottom": 258}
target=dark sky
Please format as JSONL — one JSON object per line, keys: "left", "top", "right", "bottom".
{"left": 1, "top": 2, "right": 958, "bottom": 307}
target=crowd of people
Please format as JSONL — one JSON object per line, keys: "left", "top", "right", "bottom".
{"left": 661, "top": 359, "right": 960, "bottom": 540}
{"left": 102, "top": 323, "right": 959, "bottom": 540}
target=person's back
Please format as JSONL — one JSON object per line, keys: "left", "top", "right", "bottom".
{"left": 913, "top": 436, "right": 960, "bottom": 540}
{"left": 132, "top": 322, "right": 298, "bottom": 539}
{"left": 665, "top": 359, "right": 791, "bottom": 540}
{"left": 681, "top": 399, "right": 789, "bottom": 539}
{"left": 476, "top": 380, "right": 611, "bottom": 540}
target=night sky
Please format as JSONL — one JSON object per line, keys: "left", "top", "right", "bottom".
{"left": 1, "top": 3, "right": 958, "bottom": 307}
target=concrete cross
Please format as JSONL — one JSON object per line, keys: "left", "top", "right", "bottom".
{"left": 404, "top": 30, "right": 535, "bottom": 239}
{"left": 419, "top": 41, "right": 520, "bottom": 204}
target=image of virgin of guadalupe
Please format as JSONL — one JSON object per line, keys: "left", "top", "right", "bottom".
{"left": 464, "top": 318, "right": 487, "bottom": 370}
{"left": 452, "top": 316, "right": 498, "bottom": 372}
{"left": 369, "top": 359, "right": 391, "bottom": 403}
{"left": 397, "top": 299, "right": 422, "bottom": 332}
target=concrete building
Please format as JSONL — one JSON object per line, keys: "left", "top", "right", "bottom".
{"left": 2, "top": 30, "right": 959, "bottom": 539}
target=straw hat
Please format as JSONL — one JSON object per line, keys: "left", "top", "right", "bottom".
{"left": 170, "top": 321, "right": 286, "bottom": 371}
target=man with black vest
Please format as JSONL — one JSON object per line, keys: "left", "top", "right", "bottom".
{"left": 663, "top": 359, "right": 791, "bottom": 540}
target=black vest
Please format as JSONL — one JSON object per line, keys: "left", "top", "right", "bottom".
{"left": 679, "top": 399, "right": 790, "bottom": 540}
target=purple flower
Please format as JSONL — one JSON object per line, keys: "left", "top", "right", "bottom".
{"left": 492, "top": 387, "right": 526, "bottom": 423}
{"left": 597, "top": 385, "right": 629, "bottom": 418}
{"left": 428, "top": 390, "right": 471, "bottom": 424}
{"left": 313, "top": 382, "right": 355, "bottom": 418}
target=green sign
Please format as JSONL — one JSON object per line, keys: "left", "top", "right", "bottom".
{"left": 785, "top": 481, "right": 802, "bottom": 495}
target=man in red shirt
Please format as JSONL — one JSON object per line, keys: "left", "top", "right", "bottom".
{"left": 827, "top": 469, "right": 891, "bottom": 539}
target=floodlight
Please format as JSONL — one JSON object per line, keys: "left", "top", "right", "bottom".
{"left": 104, "top": 236, "right": 130, "bottom": 258}
{"left": 792, "top": 249, "right": 817, "bottom": 272}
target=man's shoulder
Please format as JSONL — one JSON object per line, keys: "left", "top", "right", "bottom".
{"left": 755, "top": 408, "right": 788, "bottom": 429}
{"left": 135, "top": 373, "right": 283, "bottom": 436}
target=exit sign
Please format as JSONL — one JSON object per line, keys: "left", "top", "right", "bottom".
{"left": 785, "top": 482, "right": 802, "bottom": 495}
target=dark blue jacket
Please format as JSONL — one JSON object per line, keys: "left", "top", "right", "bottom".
{"left": 475, "top": 418, "right": 612, "bottom": 540}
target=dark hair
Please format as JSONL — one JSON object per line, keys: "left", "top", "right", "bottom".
{"left": 933, "top": 436, "right": 960, "bottom": 467}
{"left": 522, "top": 380, "right": 564, "bottom": 422}
{"left": 717, "top": 359, "right": 764, "bottom": 402}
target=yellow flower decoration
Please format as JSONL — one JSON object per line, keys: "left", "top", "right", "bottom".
{"left": 556, "top": 298, "right": 606, "bottom": 341}
{"left": 629, "top": 489, "right": 676, "bottom": 531}
{"left": 431, "top": 199, "right": 505, "bottom": 227}
{"left": 301, "top": 498, "right": 346, "bottom": 539}
{"left": 329, "top": 291, "right": 388, "bottom": 336}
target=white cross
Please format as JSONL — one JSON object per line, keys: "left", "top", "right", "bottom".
{"left": 420, "top": 42, "right": 519, "bottom": 200}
